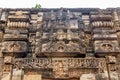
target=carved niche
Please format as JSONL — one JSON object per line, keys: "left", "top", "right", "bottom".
{"left": 41, "top": 42, "right": 51, "bottom": 52}
{"left": 94, "top": 40, "right": 120, "bottom": 53}
{"left": 56, "top": 29, "right": 66, "bottom": 40}
{"left": 2, "top": 41, "right": 27, "bottom": 53}
{"left": 53, "top": 41, "right": 66, "bottom": 52}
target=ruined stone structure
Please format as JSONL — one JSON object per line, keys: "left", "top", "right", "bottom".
{"left": 0, "top": 8, "right": 120, "bottom": 80}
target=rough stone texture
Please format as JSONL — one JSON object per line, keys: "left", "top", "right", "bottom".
{"left": 96, "top": 71, "right": 119, "bottom": 80}
{"left": 80, "top": 73, "right": 96, "bottom": 80}
{"left": 12, "top": 69, "right": 24, "bottom": 80}
{"left": 23, "top": 71, "right": 41, "bottom": 80}
{"left": 0, "top": 58, "right": 3, "bottom": 80}
{"left": 0, "top": 8, "right": 120, "bottom": 80}
{"left": 1, "top": 72, "right": 11, "bottom": 80}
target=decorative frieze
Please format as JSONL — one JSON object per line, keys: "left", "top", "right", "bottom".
{"left": 0, "top": 8, "right": 119, "bottom": 80}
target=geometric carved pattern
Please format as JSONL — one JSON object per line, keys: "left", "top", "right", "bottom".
{"left": 13, "top": 58, "right": 107, "bottom": 78}
{"left": 13, "top": 58, "right": 106, "bottom": 70}
{"left": 0, "top": 8, "right": 120, "bottom": 80}
{"left": 13, "top": 58, "right": 52, "bottom": 69}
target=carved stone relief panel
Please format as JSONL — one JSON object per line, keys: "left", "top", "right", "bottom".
{"left": 13, "top": 58, "right": 52, "bottom": 69}
{"left": 4, "top": 29, "right": 28, "bottom": 40}
{"left": 1, "top": 11, "right": 8, "bottom": 22}
{"left": 67, "top": 41, "right": 83, "bottom": 52}
{"left": 37, "top": 12, "right": 44, "bottom": 23}
{"left": 7, "top": 22, "right": 29, "bottom": 29}
{"left": 41, "top": 42, "right": 51, "bottom": 52}
{"left": 53, "top": 41, "right": 66, "bottom": 52}
{"left": 0, "top": 8, "right": 119, "bottom": 80}
{"left": 13, "top": 58, "right": 108, "bottom": 78}
{"left": 106, "top": 56, "right": 116, "bottom": 63}
{"left": 94, "top": 40, "right": 120, "bottom": 53}
{"left": 7, "top": 10, "right": 30, "bottom": 29}
{"left": 93, "top": 29, "right": 117, "bottom": 40}
{"left": 3, "top": 65, "right": 12, "bottom": 72}
{"left": 56, "top": 29, "right": 66, "bottom": 40}
{"left": 52, "top": 58, "right": 68, "bottom": 78}
{"left": 29, "top": 33, "right": 36, "bottom": 53}
{"left": 2, "top": 41, "right": 27, "bottom": 53}
{"left": 68, "top": 19, "right": 78, "bottom": 29}
{"left": 4, "top": 56, "right": 12, "bottom": 64}
{"left": 8, "top": 11, "right": 30, "bottom": 21}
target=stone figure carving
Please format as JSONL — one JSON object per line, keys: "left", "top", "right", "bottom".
{"left": 0, "top": 8, "right": 119, "bottom": 80}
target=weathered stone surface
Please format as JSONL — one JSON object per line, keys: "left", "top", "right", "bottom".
{"left": 23, "top": 71, "right": 41, "bottom": 80}
{"left": 0, "top": 8, "right": 120, "bottom": 80}
{"left": 4, "top": 56, "right": 12, "bottom": 64}
{"left": 12, "top": 69, "right": 24, "bottom": 80}
{"left": 96, "top": 71, "right": 119, "bottom": 80}
{"left": 1, "top": 72, "right": 11, "bottom": 80}
{"left": 80, "top": 73, "right": 96, "bottom": 80}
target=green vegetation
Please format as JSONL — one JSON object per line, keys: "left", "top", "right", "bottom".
{"left": 33, "top": 4, "right": 41, "bottom": 9}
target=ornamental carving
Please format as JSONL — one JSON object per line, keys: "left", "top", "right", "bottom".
{"left": 0, "top": 8, "right": 120, "bottom": 80}
{"left": 2, "top": 41, "right": 27, "bottom": 53}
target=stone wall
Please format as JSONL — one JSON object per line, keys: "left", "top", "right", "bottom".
{"left": 0, "top": 8, "right": 119, "bottom": 80}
